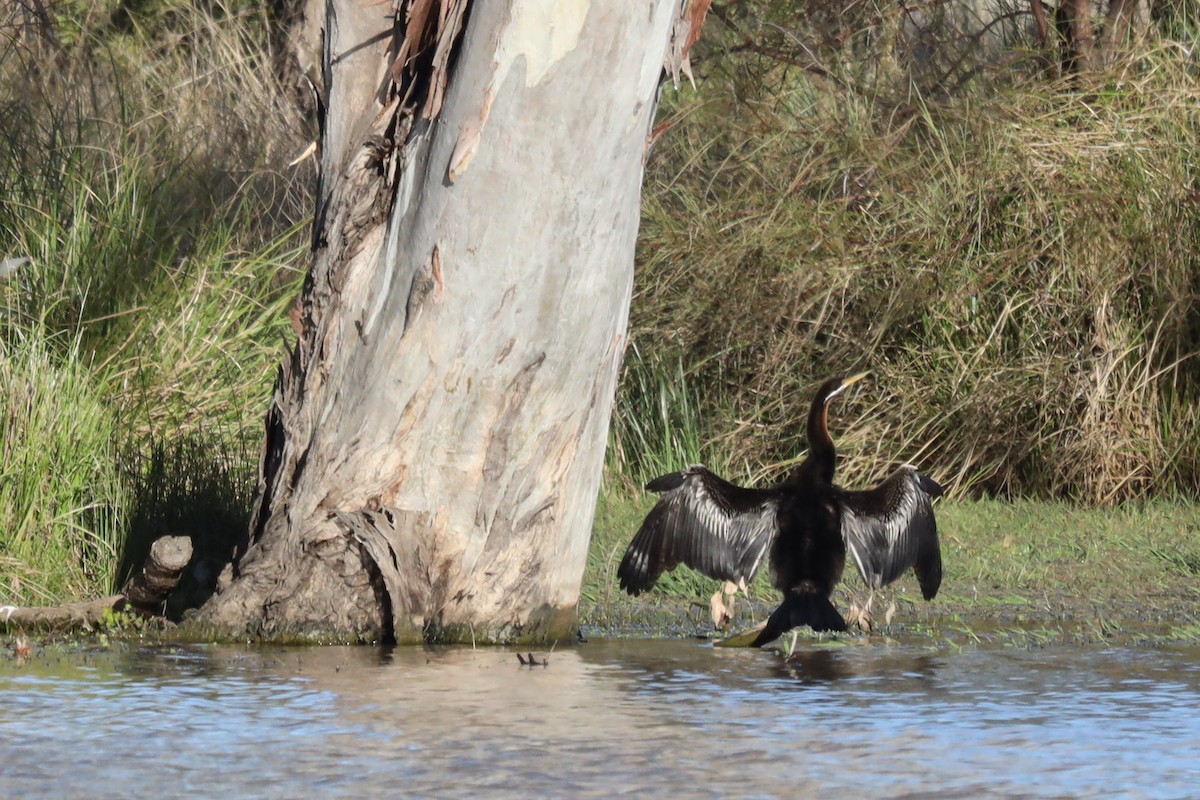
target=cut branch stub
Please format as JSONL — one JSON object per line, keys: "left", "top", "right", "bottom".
{"left": 122, "top": 536, "right": 194, "bottom": 611}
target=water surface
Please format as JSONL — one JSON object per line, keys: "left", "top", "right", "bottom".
{"left": 2, "top": 638, "right": 1198, "bottom": 798}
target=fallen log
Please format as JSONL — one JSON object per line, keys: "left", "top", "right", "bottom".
{"left": 1, "top": 594, "right": 125, "bottom": 630}
{"left": 1, "top": 536, "right": 193, "bottom": 632}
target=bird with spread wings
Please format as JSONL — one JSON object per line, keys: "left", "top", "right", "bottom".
{"left": 616, "top": 373, "right": 943, "bottom": 649}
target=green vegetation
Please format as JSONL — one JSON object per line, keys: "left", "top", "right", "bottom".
{"left": 626, "top": 32, "right": 1200, "bottom": 504}
{"left": 595, "top": 6, "right": 1200, "bottom": 637}
{"left": 584, "top": 492, "right": 1200, "bottom": 643}
{"left": 1, "top": 1, "right": 308, "bottom": 605}
{"left": 0, "top": 326, "right": 126, "bottom": 604}
{"left": 2, "top": 1, "right": 1199, "bottom": 639}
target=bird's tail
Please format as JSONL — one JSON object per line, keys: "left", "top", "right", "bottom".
{"left": 750, "top": 592, "right": 847, "bottom": 647}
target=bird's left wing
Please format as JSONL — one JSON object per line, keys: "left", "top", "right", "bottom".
{"left": 838, "top": 465, "right": 943, "bottom": 599}
{"left": 617, "top": 465, "right": 780, "bottom": 595}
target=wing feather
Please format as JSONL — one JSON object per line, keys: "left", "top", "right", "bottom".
{"left": 838, "top": 465, "right": 943, "bottom": 599}
{"left": 617, "top": 465, "right": 780, "bottom": 595}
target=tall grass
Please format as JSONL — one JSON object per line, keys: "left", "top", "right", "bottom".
{"left": 607, "top": 345, "right": 744, "bottom": 487}
{"left": 0, "top": 1, "right": 309, "bottom": 605}
{"left": 0, "top": 324, "right": 127, "bottom": 603}
{"left": 624, "top": 23, "right": 1200, "bottom": 505}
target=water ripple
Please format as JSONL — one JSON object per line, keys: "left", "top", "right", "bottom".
{"left": 2, "top": 641, "right": 1199, "bottom": 798}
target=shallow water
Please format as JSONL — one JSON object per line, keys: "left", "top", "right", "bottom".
{"left": 2, "top": 638, "right": 1199, "bottom": 798}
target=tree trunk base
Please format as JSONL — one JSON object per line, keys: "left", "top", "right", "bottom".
{"left": 189, "top": 535, "right": 580, "bottom": 644}
{"left": 419, "top": 603, "right": 579, "bottom": 646}
{"left": 189, "top": 533, "right": 388, "bottom": 643}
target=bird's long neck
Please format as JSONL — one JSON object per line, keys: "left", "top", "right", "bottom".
{"left": 803, "top": 392, "right": 837, "bottom": 485}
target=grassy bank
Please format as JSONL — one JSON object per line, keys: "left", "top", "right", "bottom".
{"left": 0, "top": 1, "right": 308, "bottom": 605}
{"left": 2, "top": 3, "right": 1200, "bottom": 623}
{"left": 626, "top": 23, "right": 1200, "bottom": 504}
{"left": 585, "top": 486, "right": 1200, "bottom": 643}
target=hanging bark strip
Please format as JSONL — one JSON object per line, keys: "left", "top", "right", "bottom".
{"left": 248, "top": 0, "right": 470, "bottom": 557}
{"left": 665, "top": 0, "right": 712, "bottom": 87}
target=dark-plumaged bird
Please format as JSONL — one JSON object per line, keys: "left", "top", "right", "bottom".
{"left": 616, "top": 373, "right": 943, "bottom": 650}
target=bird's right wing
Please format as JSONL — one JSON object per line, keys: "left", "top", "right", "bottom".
{"left": 838, "top": 465, "right": 943, "bottom": 600}
{"left": 617, "top": 466, "right": 780, "bottom": 595}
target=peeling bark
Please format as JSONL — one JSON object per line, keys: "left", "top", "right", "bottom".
{"left": 196, "top": 0, "right": 699, "bottom": 643}
{"left": 665, "top": 0, "right": 712, "bottom": 87}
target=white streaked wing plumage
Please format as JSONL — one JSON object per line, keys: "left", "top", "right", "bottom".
{"left": 839, "top": 465, "right": 941, "bottom": 597}
{"left": 617, "top": 466, "right": 780, "bottom": 593}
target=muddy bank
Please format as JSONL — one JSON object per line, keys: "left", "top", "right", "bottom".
{"left": 584, "top": 496, "right": 1200, "bottom": 647}
{"left": 579, "top": 585, "right": 1200, "bottom": 648}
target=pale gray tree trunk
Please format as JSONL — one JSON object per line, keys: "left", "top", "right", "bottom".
{"left": 195, "top": 0, "right": 696, "bottom": 643}
{"left": 1056, "top": 0, "right": 1097, "bottom": 72}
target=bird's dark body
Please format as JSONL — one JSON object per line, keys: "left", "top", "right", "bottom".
{"left": 616, "top": 373, "right": 944, "bottom": 647}
{"left": 769, "top": 477, "right": 843, "bottom": 597}
{"left": 751, "top": 474, "right": 850, "bottom": 643}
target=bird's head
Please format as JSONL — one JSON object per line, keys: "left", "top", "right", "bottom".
{"left": 805, "top": 372, "right": 869, "bottom": 481}
{"left": 815, "top": 371, "right": 869, "bottom": 408}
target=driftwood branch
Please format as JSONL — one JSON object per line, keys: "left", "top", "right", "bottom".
{"left": 516, "top": 652, "right": 549, "bottom": 667}
{"left": 1, "top": 536, "right": 192, "bottom": 632}
{"left": 1, "top": 595, "right": 126, "bottom": 630}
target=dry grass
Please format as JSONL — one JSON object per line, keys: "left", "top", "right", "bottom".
{"left": 624, "top": 31, "right": 1200, "bottom": 504}
{"left": 0, "top": 0, "right": 310, "bottom": 604}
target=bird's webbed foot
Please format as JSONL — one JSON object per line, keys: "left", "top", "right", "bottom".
{"left": 849, "top": 590, "right": 876, "bottom": 633}
{"left": 709, "top": 580, "right": 742, "bottom": 629}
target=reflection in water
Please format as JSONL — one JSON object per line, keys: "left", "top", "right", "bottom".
{"left": 2, "top": 639, "right": 1199, "bottom": 798}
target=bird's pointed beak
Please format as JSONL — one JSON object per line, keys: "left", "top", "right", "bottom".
{"left": 843, "top": 371, "right": 869, "bottom": 388}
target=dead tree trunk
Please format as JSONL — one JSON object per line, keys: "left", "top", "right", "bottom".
{"left": 195, "top": 1, "right": 694, "bottom": 643}
{"left": 1056, "top": 0, "right": 1098, "bottom": 72}
{"left": 1099, "top": 0, "right": 1147, "bottom": 63}
{"left": 1031, "top": 0, "right": 1051, "bottom": 51}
